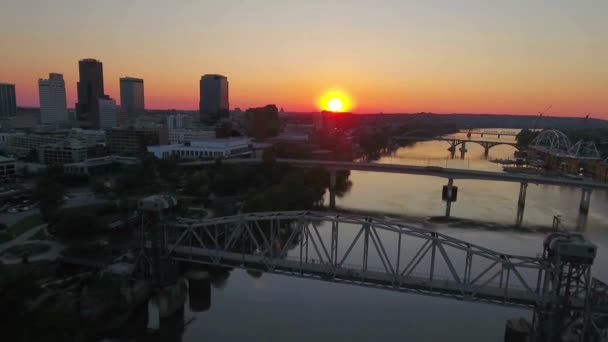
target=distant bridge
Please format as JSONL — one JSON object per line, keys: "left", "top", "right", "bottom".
{"left": 139, "top": 210, "right": 608, "bottom": 341}
{"left": 182, "top": 158, "right": 607, "bottom": 228}
{"left": 391, "top": 135, "right": 521, "bottom": 159}
{"left": 459, "top": 130, "right": 519, "bottom": 138}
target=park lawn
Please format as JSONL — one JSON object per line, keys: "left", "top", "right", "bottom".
{"left": 6, "top": 214, "right": 44, "bottom": 239}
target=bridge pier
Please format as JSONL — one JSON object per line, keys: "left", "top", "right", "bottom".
{"left": 515, "top": 182, "right": 528, "bottom": 228}
{"left": 484, "top": 145, "right": 490, "bottom": 160}
{"left": 329, "top": 170, "right": 337, "bottom": 210}
{"left": 186, "top": 271, "right": 211, "bottom": 312}
{"left": 460, "top": 142, "right": 467, "bottom": 159}
{"left": 577, "top": 189, "right": 592, "bottom": 231}
{"left": 445, "top": 178, "right": 454, "bottom": 218}
{"left": 579, "top": 188, "right": 592, "bottom": 215}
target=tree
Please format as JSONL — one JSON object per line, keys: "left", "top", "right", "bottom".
{"left": 516, "top": 129, "right": 541, "bottom": 149}
{"left": 185, "top": 170, "right": 210, "bottom": 197}
{"left": 52, "top": 212, "right": 105, "bottom": 238}
{"left": 35, "top": 177, "right": 64, "bottom": 222}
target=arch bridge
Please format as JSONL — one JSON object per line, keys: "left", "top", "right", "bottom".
{"left": 391, "top": 135, "right": 520, "bottom": 159}
{"left": 138, "top": 208, "right": 608, "bottom": 341}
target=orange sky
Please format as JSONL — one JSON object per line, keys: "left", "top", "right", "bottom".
{"left": 1, "top": 0, "right": 606, "bottom": 117}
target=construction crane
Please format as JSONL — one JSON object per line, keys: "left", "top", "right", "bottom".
{"left": 533, "top": 105, "right": 552, "bottom": 129}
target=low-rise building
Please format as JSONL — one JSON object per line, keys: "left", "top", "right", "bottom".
{"left": 38, "top": 139, "right": 88, "bottom": 165}
{"left": 168, "top": 128, "right": 215, "bottom": 144}
{"left": 147, "top": 137, "right": 251, "bottom": 160}
{"left": 106, "top": 126, "right": 168, "bottom": 156}
{"left": 64, "top": 155, "right": 139, "bottom": 175}
{"left": 0, "top": 156, "right": 16, "bottom": 178}
{"left": 5, "top": 132, "right": 67, "bottom": 157}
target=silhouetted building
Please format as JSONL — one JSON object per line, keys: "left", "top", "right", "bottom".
{"left": 76, "top": 59, "right": 105, "bottom": 128}
{"left": 199, "top": 74, "right": 229, "bottom": 122}
{"left": 39, "top": 73, "right": 68, "bottom": 124}
{"left": 106, "top": 126, "right": 168, "bottom": 155}
{"left": 120, "top": 77, "right": 144, "bottom": 114}
{"left": 0, "top": 83, "right": 17, "bottom": 120}
{"left": 98, "top": 95, "right": 118, "bottom": 129}
{"left": 246, "top": 104, "right": 280, "bottom": 141}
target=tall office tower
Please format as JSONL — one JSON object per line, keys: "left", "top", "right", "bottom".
{"left": 76, "top": 59, "right": 104, "bottom": 128}
{"left": 199, "top": 74, "right": 229, "bottom": 122}
{"left": 98, "top": 95, "right": 118, "bottom": 129}
{"left": 120, "top": 77, "right": 144, "bottom": 114}
{"left": 0, "top": 83, "right": 17, "bottom": 120}
{"left": 39, "top": 73, "right": 68, "bottom": 124}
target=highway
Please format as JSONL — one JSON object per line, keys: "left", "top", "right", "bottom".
{"left": 182, "top": 158, "right": 608, "bottom": 190}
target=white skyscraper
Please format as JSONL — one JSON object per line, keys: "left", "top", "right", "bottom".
{"left": 98, "top": 96, "right": 118, "bottom": 129}
{"left": 38, "top": 73, "right": 68, "bottom": 124}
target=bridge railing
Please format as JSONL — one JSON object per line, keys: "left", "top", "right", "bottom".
{"left": 163, "top": 211, "right": 550, "bottom": 307}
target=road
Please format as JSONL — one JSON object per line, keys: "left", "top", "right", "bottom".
{"left": 0, "top": 224, "right": 65, "bottom": 264}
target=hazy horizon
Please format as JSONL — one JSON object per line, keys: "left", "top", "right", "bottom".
{"left": 1, "top": 0, "right": 606, "bottom": 117}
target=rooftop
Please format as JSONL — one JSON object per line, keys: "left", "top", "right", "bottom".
{"left": 0, "top": 156, "right": 16, "bottom": 163}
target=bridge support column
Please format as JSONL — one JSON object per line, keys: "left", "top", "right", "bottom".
{"left": 484, "top": 145, "right": 490, "bottom": 160}
{"left": 329, "top": 170, "right": 337, "bottom": 210}
{"left": 448, "top": 140, "right": 456, "bottom": 159}
{"left": 445, "top": 178, "right": 454, "bottom": 218}
{"left": 515, "top": 183, "right": 527, "bottom": 228}
{"left": 460, "top": 141, "right": 467, "bottom": 159}
{"left": 577, "top": 189, "right": 592, "bottom": 231}
{"left": 579, "top": 188, "right": 592, "bottom": 215}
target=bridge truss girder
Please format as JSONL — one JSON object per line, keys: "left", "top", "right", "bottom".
{"left": 165, "top": 211, "right": 547, "bottom": 308}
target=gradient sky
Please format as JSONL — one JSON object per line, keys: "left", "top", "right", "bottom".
{"left": 1, "top": 0, "right": 606, "bottom": 117}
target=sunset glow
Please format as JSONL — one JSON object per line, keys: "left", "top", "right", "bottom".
{"left": 0, "top": 1, "right": 606, "bottom": 116}
{"left": 319, "top": 90, "right": 353, "bottom": 113}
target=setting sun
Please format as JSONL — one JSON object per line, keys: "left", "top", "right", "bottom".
{"left": 318, "top": 89, "right": 354, "bottom": 112}
{"left": 327, "top": 98, "right": 343, "bottom": 112}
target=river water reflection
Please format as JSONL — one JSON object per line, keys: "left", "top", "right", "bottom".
{"left": 127, "top": 130, "right": 608, "bottom": 342}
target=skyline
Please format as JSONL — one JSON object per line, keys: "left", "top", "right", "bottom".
{"left": 1, "top": 0, "right": 607, "bottom": 117}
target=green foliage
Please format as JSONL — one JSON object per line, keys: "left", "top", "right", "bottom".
{"left": 24, "top": 148, "right": 39, "bottom": 162}
{"left": 35, "top": 176, "right": 65, "bottom": 222}
{"left": 210, "top": 163, "right": 250, "bottom": 196}
{"left": 6, "top": 214, "right": 43, "bottom": 238}
{"left": 52, "top": 211, "right": 106, "bottom": 238}
{"left": 516, "top": 129, "right": 541, "bottom": 148}
{"left": 185, "top": 170, "right": 210, "bottom": 196}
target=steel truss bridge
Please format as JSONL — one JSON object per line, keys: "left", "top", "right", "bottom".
{"left": 142, "top": 210, "right": 608, "bottom": 341}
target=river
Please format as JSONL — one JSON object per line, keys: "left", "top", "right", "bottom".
{"left": 121, "top": 129, "right": 608, "bottom": 342}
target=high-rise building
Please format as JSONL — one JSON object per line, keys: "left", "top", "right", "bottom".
{"left": 199, "top": 74, "right": 229, "bottom": 122}
{"left": 0, "top": 83, "right": 17, "bottom": 120}
{"left": 76, "top": 59, "right": 105, "bottom": 128}
{"left": 98, "top": 96, "right": 118, "bottom": 129}
{"left": 246, "top": 104, "right": 280, "bottom": 141}
{"left": 39, "top": 73, "right": 68, "bottom": 124}
{"left": 119, "top": 77, "right": 144, "bottom": 114}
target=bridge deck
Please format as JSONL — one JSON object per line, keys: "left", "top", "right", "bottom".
{"left": 182, "top": 158, "right": 608, "bottom": 190}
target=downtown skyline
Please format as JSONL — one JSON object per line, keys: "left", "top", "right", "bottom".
{"left": 1, "top": 0, "right": 606, "bottom": 117}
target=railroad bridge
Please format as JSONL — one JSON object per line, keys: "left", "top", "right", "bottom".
{"left": 136, "top": 197, "right": 608, "bottom": 342}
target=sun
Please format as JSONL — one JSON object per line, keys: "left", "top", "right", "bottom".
{"left": 327, "top": 98, "right": 344, "bottom": 112}
{"left": 318, "top": 89, "right": 354, "bottom": 112}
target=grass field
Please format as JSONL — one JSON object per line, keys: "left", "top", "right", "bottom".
{"left": 0, "top": 214, "right": 44, "bottom": 243}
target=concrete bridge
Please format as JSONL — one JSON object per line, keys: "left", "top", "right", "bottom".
{"left": 182, "top": 158, "right": 608, "bottom": 228}
{"left": 136, "top": 203, "right": 608, "bottom": 341}
{"left": 391, "top": 135, "right": 521, "bottom": 159}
